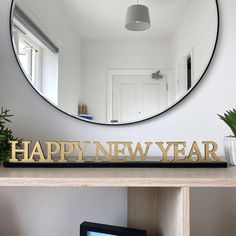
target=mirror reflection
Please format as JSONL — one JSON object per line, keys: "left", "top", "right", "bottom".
{"left": 11, "top": 0, "right": 218, "bottom": 124}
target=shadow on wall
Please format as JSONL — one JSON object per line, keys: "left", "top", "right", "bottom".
{"left": 0, "top": 190, "right": 23, "bottom": 236}
{"left": 191, "top": 188, "right": 236, "bottom": 236}
{"left": 0, "top": 187, "right": 127, "bottom": 236}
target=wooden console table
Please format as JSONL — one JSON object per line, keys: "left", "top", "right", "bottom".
{"left": 0, "top": 167, "right": 236, "bottom": 236}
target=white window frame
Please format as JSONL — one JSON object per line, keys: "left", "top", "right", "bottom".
{"left": 13, "top": 23, "right": 43, "bottom": 91}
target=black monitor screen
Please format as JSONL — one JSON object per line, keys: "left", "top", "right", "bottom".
{"left": 88, "top": 233, "right": 115, "bottom": 236}
{"left": 80, "top": 222, "right": 147, "bottom": 236}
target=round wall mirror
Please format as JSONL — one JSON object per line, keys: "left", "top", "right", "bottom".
{"left": 10, "top": 0, "right": 219, "bottom": 125}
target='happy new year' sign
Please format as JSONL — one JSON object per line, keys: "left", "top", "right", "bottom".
{"left": 3, "top": 140, "right": 227, "bottom": 168}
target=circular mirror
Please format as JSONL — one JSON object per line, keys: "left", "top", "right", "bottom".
{"left": 10, "top": 0, "right": 219, "bottom": 125}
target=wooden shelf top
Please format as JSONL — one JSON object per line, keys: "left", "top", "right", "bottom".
{"left": 0, "top": 167, "right": 236, "bottom": 187}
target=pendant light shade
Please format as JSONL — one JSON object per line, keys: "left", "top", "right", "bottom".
{"left": 125, "top": 4, "right": 151, "bottom": 31}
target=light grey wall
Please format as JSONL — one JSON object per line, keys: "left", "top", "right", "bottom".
{"left": 0, "top": 187, "right": 127, "bottom": 236}
{"left": 190, "top": 188, "right": 236, "bottom": 236}
{"left": 1, "top": 1, "right": 234, "bottom": 154}
{"left": 81, "top": 38, "right": 172, "bottom": 123}
{"left": 171, "top": 0, "right": 218, "bottom": 82}
{"left": 0, "top": 0, "right": 236, "bottom": 236}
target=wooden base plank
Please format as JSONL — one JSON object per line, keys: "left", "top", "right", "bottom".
{"left": 3, "top": 161, "right": 228, "bottom": 168}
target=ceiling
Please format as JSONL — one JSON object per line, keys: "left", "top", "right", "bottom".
{"left": 57, "top": 0, "right": 191, "bottom": 39}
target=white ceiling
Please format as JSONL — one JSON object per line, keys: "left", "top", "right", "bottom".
{"left": 57, "top": 0, "right": 191, "bottom": 39}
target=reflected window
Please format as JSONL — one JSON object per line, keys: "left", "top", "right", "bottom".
{"left": 14, "top": 27, "right": 41, "bottom": 87}
{"left": 12, "top": 5, "right": 59, "bottom": 105}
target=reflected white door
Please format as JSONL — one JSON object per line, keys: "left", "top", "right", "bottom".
{"left": 111, "top": 71, "right": 168, "bottom": 123}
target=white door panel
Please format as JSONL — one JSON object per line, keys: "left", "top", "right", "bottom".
{"left": 108, "top": 70, "right": 171, "bottom": 123}
{"left": 113, "top": 81, "right": 137, "bottom": 123}
{"left": 142, "top": 81, "right": 167, "bottom": 119}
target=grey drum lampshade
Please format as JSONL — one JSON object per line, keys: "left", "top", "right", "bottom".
{"left": 125, "top": 4, "right": 151, "bottom": 31}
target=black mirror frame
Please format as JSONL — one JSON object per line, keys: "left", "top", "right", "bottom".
{"left": 9, "top": 0, "right": 220, "bottom": 126}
